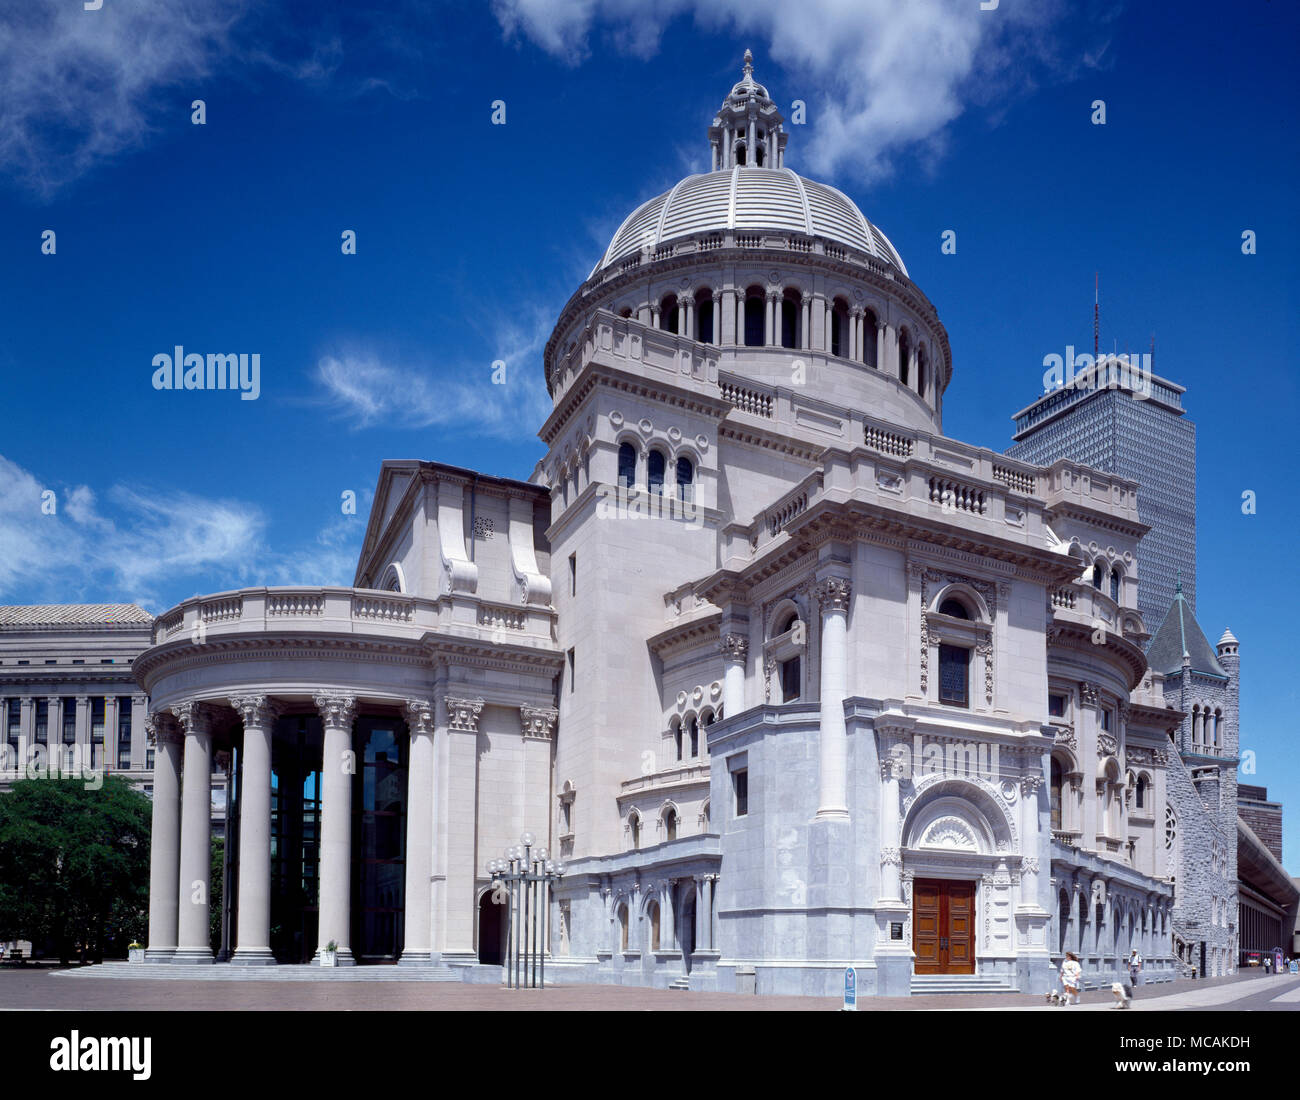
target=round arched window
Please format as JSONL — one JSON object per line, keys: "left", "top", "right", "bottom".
{"left": 939, "top": 597, "right": 970, "bottom": 619}
{"left": 1165, "top": 805, "right": 1177, "bottom": 851}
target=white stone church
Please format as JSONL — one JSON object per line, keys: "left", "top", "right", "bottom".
{"left": 66, "top": 54, "right": 1206, "bottom": 993}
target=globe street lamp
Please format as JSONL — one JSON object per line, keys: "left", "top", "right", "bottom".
{"left": 489, "top": 831, "right": 565, "bottom": 988}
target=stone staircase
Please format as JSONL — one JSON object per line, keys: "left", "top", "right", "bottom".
{"left": 909, "top": 973, "right": 1017, "bottom": 996}
{"left": 668, "top": 976, "right": 692, "bottom": 991}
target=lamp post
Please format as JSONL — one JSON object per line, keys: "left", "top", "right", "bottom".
{"left": 488, "top": 831, "right": 565, "bottom": 988}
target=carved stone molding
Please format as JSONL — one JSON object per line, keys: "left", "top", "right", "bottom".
{"left": 230, "top": 694, "right": 280, "bottom": 729}
{"left": 313, "top": 693, "right": 357, "bottom": 729}
{"left": 145, "top": 711, "right": 183, "bottom": 747}
{"left": 404, "top": 698, "right": 436, "bottom": 737}
{"left": 719, "top": 633, "right": 749, "bottom": 663}
{"left": 812, "top": 577, "right": 851, "bottom": 613}
{"left": 1021, "top": 774, "right": 1043, "bottom": 796}
{"left": 1021, "top": 856, "right": 1040, "bottom": 875}
{"left": 446, "top": 696, "right": 485, "bottom": 733}
{"left": 1098, "top": 733, "right": 1118, "bottom": 758}
{"left": 170, "top": 700, "right": 213, "bottom": 737}
{"left": 519, "top": 705, "right": 559, "bottom": 740}
{"left": 880, "top": 846, "right": 902, "bottom": 866}
{"left": 763, "top": 656, "right": 776, "bottom": 703}
{"left": 1053, "top": 723, "right": 1076, "bottom": 750}
{"left": 1079, "top": 681, "right": 1101, "bottom": 708}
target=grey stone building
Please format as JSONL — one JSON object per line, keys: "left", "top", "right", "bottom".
{"left": 1238, "top": 784, "right": 1282, "bottom": 864}
{"left": 1145, "top": 591, "right": 1239, "bottom": 976}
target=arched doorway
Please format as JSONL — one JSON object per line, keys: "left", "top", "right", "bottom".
{"left": 478, "top": 891, "right": 504, "bottom": 965}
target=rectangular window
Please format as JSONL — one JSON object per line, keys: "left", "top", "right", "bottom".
{"left": 779, "top": 656, "right": 801, "bottom": 703}
{"left": 71, "top": 659, "right": 84, "bottom": 665}
{"left": 90, "top": 698, "right": 105, "bottom": 769}
{"left": 569, "top": 553, "right": 576, "bottom": 597}
{"left": 567, "top": 648, "right": 576, "bottom": 693}
{"left": 146, "top": 744, "right": 155, "bottom": 771}
{"left": 938, "top": 644, "right": 969, "bottom": 707}
{"left": 5, "top": 699, "right": 18, "bottom": 757}
{"left": 733, "top": 768, "right": 748, "bottom": 817}
{"left": 1101, "top": 709, "right": 1112, "bottom": 732}
{"left": 62, "top": 699, "right": 76, "bottom": 745}
{"left": 101, "top": 658, "right": 114, "bottom": 664}
{"left": 1048, "top": 693, "right": 1066, "bottom": 718}
{"left": 117, "top": 697, "right": 132, "bottom": 770}
{"left": 34, "top": 700, "right": 47, "bottom": 745}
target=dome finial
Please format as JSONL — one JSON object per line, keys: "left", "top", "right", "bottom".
{"left": 743, "top": 48, "right": 753, "bottom": 77}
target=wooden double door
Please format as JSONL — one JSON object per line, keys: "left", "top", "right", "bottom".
{"left": 912, "top": 878, "right": 975, "bottom": 975}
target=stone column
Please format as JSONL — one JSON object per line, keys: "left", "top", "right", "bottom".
{"left": 733, "top": 288, "right": 744, "bottom": 344}
{"left": 719, "top": 633, "right": 748, "bottom": 719}
{"left": 74, "top": 695, "right": 89, "bottom": 771}
{"left": 878, "top": 751, "right": 904, "bottom": 901}
{"left": 230, "top": 695, "right": 278, "bottom": 965}
{"left": 16, "top": 697, "right": 32, "bottom": 776}
{"left": 801, "top": 294, "right": 812, "bottom": 350}
{"left": 130, "top": 695, "right": 147, "bottom": 769}
{"left": 702, "top": 874, "right": 715, "bottom": 951}
{"left": 682, "top": 299, "right": 693, "bottom": 338}
{"left": 823, "top": 301, "right": 833, "bottom": 352}
{"left": 874, "top": 320, "right": 885, "bottom": 370}
{"left": 401, "top": 698, "right": 436, "bottom": 965}
{"left": 693, "top": 876, "right": 704, "bottom": 951}
{"left": 764, "top": 291, "right": 775, "bottom": 346}
{"left": 814, "top": 576, "right": 852, "bottom": 820}
{"left": 46, "top": 696, "right": 61, "bottom": 774}
{"left": 883, "top": 323, "right": 898, "bottom": 378}
{"left": 850, "top": 309, "right": 862, "bottom": 362}
{"left": 173, "top": 702, "right": 214, "bottom": 963}
{"left": 314, "top": 693, "right": 358, "bottom": 965}
{"left": 442, "top": 695, "right": 484, "bottom": 963}
{"left": 663, "top": 880, "right": 677, "bottom": 950}
{"left": 145, "top": 712, "right": 183, "bottom": 961}
{"left": 104, "top": 696, "right": 118, "bottom": 772}
{"left": 711, "top": 290, "right": 723, "bottom": 346}
{"left": 1020, "top": 772, "right": 1043, "bottom": 905}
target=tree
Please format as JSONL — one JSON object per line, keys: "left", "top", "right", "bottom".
{"left": 0, "top": 777, "right": 151, "bottom": 964}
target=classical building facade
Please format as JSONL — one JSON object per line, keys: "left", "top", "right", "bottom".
{"left": 116, "top": 53, "right": 1191, "bottom": 992}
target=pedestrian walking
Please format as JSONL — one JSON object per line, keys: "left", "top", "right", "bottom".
{"left": 1061, "top": 952, "right": 1082, "bottom": 1006}
{"left": 1128, "top": 949, "right": 1142, "bottom": 998}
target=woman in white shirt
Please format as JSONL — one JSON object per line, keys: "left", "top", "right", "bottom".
{"left": 1061, "top": 951, "right": 1083, "bottom": 1005}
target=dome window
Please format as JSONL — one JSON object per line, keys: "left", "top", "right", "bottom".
{"left": 676, "top": 456, "right": 695, "bottom": 503}
{"left": 648, "top": 449, "right": 666, "bottom": 494}
{"left": 743, "top": 289, "right": 765, "bottom": 347}
{"left": 617, "top": 443, "right": 636, "bottom": 489}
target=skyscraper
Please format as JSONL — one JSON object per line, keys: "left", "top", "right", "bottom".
{"left": 1007, "top": 364, "right": 1196, "bottom": 632}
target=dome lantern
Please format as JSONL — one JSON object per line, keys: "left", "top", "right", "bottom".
{"left": 708, "top": 49, "right": 787, "bottom": 171}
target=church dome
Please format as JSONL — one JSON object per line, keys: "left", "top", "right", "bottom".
{"left": 590, "top": 166, "right": 908, "bottom": 278}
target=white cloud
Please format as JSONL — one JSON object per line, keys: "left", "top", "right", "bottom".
{"left": 0, "top": 0, "right": 249, "bottom": 197}
{"left": 492, "top": 0, "right": 1096, "bottom": 184}
{"left": 314, "top": 306, "right": 555, "bottom": 440}
{"left": 0, "top": 454, "right": 362, "bottom": 610}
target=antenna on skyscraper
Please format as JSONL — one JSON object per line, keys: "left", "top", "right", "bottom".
{"left": 1150, "top": 332, "right": 1155, "bottom": 373}
{"left": 1093, "top": 272, "right": 1100, "bottom": 361}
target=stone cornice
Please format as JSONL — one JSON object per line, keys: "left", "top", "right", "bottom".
{"left": 646, "top": 610, "right": 723, "bottom": 660}
{"left": 1046, "top": 620, "right": 1149, "bottom": 692}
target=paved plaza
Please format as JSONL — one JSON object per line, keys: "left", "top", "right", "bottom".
{"left": 0, "top": 965, "right": 1294, "bottom": 1011}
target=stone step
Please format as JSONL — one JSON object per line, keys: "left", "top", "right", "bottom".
{"left": 668, "top": 977, "right": 691, "bottom": 991}
{"left": 910, "top": 975, "right": 1017, "bottom": 995}
{"left": 54, "top": 962, "right": 464, "bottom": 982}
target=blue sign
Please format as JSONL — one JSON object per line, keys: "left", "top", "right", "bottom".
{"left": 1290, "top": 960, "right": 1298, "bottom": 975}
{"left": 842, "top": 966, "right": 857, "bottom": 1011}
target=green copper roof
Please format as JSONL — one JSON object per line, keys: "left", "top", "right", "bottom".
{"left": 1145, "top": 580, "right": 1226, "bottom": 678}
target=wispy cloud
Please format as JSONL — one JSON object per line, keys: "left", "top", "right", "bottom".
{"left": 492, "top": 0, "right": 1111, "bottom": 184}
{"left": 0, "top": 0, "right": 249, "bottom": 198}
{"left": 0, "top": 454, "right": 361, "bottom": 610}
{"left": 314, "top": 305, "right": 555, "bottom": 439}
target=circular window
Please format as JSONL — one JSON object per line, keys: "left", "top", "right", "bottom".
{"left": 1165, "top": 805, "right": 1177, "bottom": 851}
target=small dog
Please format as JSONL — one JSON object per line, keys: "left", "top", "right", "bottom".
{"left": 1111, "top": 981, "right": 1132, "bottom": 1008}
{"left": 1046, "top": 990, "right": 1068, "bottom": 1006}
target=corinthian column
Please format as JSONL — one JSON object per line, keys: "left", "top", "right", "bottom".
{"left": 145, "top": 712, "right": 183, "bottom": 961}
{"left": 173, "top": 701, "right": 214, "bottom": 963}
{"left": 719, "top": 633, "right": 748, "bottom": 719}
{"left": 314, "top": 693, "right": 357, "bottom": 965}
{"left": 878, "top": 748, "right": 904, "bottom": 901}
{"left": 401, "top": 698, "right": 436, "bottom": 965}
{"left": 230, "top": 695, "right": 279, "bottom": 965}
{"left": 814, "top": 576, "right": 852, "bottom": 819}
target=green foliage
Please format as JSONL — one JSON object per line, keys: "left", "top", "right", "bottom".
{"left": 210, "top": 835, "right": 224, "bottom": 953}
{"left": 0, "top": 777, "right": 151, "bottom": 963}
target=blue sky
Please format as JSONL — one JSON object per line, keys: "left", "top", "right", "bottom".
{"left": 1, "top": 1, "right": 1296, "bottom": 866}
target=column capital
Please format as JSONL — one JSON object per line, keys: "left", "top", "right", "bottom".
{"left": 230, "top": 694, "right": 281, "bottom": 728}
{"left": 170, "top": 700, "right": 213, "bottom": 736}
{"left": 1079, "top": 680, "right": 1101, "bottom": 708}
{"left": 718, "top": 633, "right": 749, "bottom": 663}
{"left": 1021, "top": 773, "right": 1043, "bottom": 796}
{"left": 145, "top": 711, "right": 183, "bottom": 747}
{"left": 519, "top": 704, "right": 558, "bottom": 740}
{"left": 313, "top": 693, "right": 357, "bottom": 729}
{"left": 812, "top": 576, "right": 851, "bottom": 613}
{"left": 75, "top": 694, "right": 90, "bottom": 705}
{"left": 404, "top": 698, "right": 436, "bottom": 737}
{"left": 445, "top": 696, "right": 485, "bottom": 733}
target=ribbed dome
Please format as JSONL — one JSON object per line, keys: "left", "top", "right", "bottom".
{"left": 591, "top": 166, "right": 908, "bottom": 278}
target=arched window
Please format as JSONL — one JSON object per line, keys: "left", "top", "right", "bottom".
{"left": 743, "top": 289, "right": 765, "bottom": 347}
{"left": 687, "top": 715, "right": 698, "bottom": 758}
{"left": 660, "top": 294, "right": 679, "bottom": 335}
{"left": 916, "top": 345, "right": 927, "bottom": 397}
{"left": 830, "top": 299, "right": 849, "bottom": 357}
{"left": 630, "top": 812, "right": 641, "bottom": 851}
{"left": 735, "top": 141, "right": 747, "bottom": 166}
{"left": 676, "top": 456, "right": 694, "bottom": 503}
{"left": 648, "top": 901, "right": 660, "bottom": 951}
{"left": 780, "top": 290, "right": 800, "bottom": 348}
{"left": 619, "top": 306, "right": 633, "bottom": 319}
{"left": 899, "top": 330, "right": 911, "bottom": 386}
{"left": 755, "top": 143, "right": 765, "bottom": 167}
{"left": 619, "top": 904, "right": 629, "bottom": 951}
{"left": 695, "top": 289, "right": 714, "bottom": 344}
{"left": 647, "top": 449, "right": 666, "bottom": 494}
{"left": 1165, "top": 805, "right": 1176, "bottom": 851}
{"left": 1110, "top": 567, "right": 1121, "bottom": 603}
{"left": 664, "top": 807, "right": 677, "bottom": 843}
{"left": 939, "top": 597, "right": 970, "bottom": 619}
{"left": 863, "top": 310, "right": 879, "bottom": 367}
{"left": 673, "top": 720, "right": 682, "bottom": 762}
{"left": 1092, "top": 563, "right": 1104, "bottom": 590}
{"left": 617, "top": 443, "right": 636, "bottom": 489}
{"left": 1050, "top": 757, "right": 1063, "bottom": 830}
{"left": 1136, "top": 773, "right": 1149, "bottom": 809}
{"left": 1212, "top": 709, "right": 1222, "bottom": 749}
